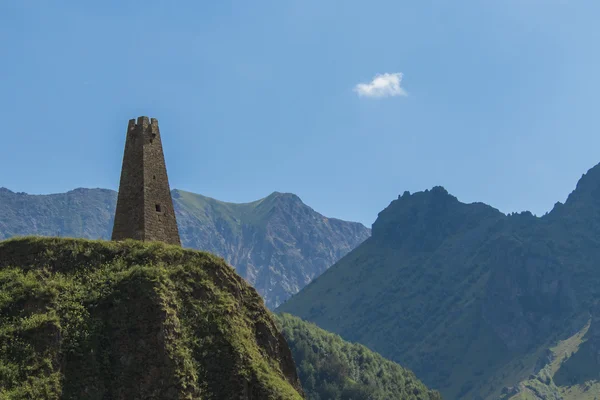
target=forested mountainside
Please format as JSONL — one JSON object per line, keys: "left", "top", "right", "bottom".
{"left": 277, "top": 313, "right": 442, "bottom": 400}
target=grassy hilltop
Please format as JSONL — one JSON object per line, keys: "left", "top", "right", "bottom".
{"left": 0, "top": 237, "right": 303, "bottom": 399}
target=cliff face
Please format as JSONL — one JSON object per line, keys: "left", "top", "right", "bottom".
{"left": 0, "top": 237, "right": 304, "bottom": 400}
{"left": 279, "top": 163, "right": 600, "bottom": 400}
{"left": 0, "top": 188, "right": 370, "bottom": 309}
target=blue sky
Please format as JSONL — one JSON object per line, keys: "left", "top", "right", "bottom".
{"left": 1, "top": 0, "right": 599, "bottom": 226}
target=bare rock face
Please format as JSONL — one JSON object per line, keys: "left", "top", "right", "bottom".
{"left": 0, "top": 187, "right": 117, "bottom": 240}
{"left": 0, "top": 237, "right": 304, "bottom": 400}
{"left": 590, "top": 302, "right": 600, "bottom": 365}
{"left": 482, "top": 237, "right": 578, "bottom": 352}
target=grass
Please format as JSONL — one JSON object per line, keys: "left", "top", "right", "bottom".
{"left": 0, "top": 236, "right": 303, "bottom": 400}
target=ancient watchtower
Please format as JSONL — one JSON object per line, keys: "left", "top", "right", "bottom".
{"left": 111, "top": 116, "right": 181, "bottom": 246}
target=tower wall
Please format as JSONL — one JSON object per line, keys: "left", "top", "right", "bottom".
{"left": 112, "top": 116, "right": 181, "bottom": 246}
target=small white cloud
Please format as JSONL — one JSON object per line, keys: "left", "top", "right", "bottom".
{"left": 354, "top": 72, "right": 408, "bottom": 98}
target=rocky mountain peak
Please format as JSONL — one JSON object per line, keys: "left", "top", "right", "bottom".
{"left": 372, "top": 186, "right": 501, "bottom": 250}
{"left": 268, "top": 191, "right": 303, "bottom": 203}
{"left": 546, "top": 162, "right": 600, "bottom": 227}
{"left": 565, "top": 162, "right": 600, "bottom": 205}
{"left": 260, "top": 192, "right": 306, "bottom": 213}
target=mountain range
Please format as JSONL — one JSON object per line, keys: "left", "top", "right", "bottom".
{"left": 7, "top": 161, "right": 600, "bottom": 399}
{"left": 0, "top": 187, "right": 370, "bottom": 309}
{"left": 279, "top": 163, "right": 600, "bottom": 399}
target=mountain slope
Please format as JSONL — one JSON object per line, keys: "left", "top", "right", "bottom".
{"left": 173, "top": 190, "right": 370, "bottom": 308}
{"left": 276, "top": 313, "right": 442, "bottom": 400}
{"left": 0, "top": 188, "right": 370, "bottom": 308}
{"left": 497, "top": 300, "right": 600, "bottom": 400}
{"left": 278, "top": 164, "right": 600, "bottom": 399}
{"left": 0, "top": 187, "right": 116, "bottom": 239}
{"left": 0, "top": 237, "right": 303, "bottom": 399}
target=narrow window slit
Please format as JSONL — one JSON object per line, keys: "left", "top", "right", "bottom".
{"left": 155, "top": 204, "right": 162, "bottom": 212}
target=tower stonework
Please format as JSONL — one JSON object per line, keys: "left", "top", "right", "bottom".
{"left": 112, "top": 116, "right": 181, "bottom": 246}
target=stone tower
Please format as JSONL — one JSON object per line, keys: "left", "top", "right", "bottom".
{"left": 112, "top": 116, "right": 181, "bottom": 246}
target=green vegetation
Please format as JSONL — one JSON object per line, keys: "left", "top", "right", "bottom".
{"left": 0, "top": 237, "right": 303, "bottom": 399}
{"left": 279, "top": 162, "right": 600, "bottom": 399}
{"left": 276, "top": 313, "right": 442, "bottom": 400}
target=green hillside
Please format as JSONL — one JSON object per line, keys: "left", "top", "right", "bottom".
{"left": 276, "top": 313, "right": 442, "bottom": 400}
{"left": 0, "top": 237, "right": 303, "bottom": 399}
{"left": 0, "top": 188, "right": 370, "bottom": 308}
{"left": 279, "top": 163, "right": 600, "bottom": 399}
